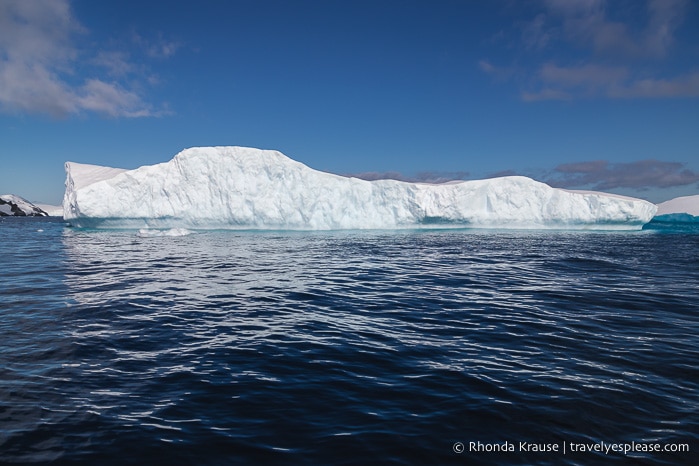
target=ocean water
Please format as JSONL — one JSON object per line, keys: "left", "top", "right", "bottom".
{"left": 1, "top": 217, "right": 697, "bottom": 465}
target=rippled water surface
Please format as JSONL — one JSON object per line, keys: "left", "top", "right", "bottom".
{"left": 1, "top": 217, "right": 697, "bottom": 465}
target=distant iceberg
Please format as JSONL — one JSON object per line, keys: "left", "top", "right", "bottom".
{"left": 35, "top": 204, "right": 64, "bottom": 217}
{"left": 653, "top": 195, "right": 699, "bottom": 223}
{"left": 63, "top": 146, "right": 657, "bottom": 230}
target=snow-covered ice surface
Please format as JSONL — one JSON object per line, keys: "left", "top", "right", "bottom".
{"left": 0, "top": 194, "right": 48, "bottom": 216}
{"left": 64, "top": 146, "right": 657, "bottom": 230}
{"left": 656, "top": 195, "right": 699, "bottom": 216}
{"left": 654, "top": 195, "right": 699, "bottom": 223}
{"left": 35, "top": 204, "right": 64, "bottom": 216}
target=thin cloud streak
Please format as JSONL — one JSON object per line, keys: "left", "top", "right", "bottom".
{"left": 547, "top": 159, "right": 699, "bottom": 190}
{"left": 347, "top": 171, "right": 470, "bottom": 184}
{"left": 521, "top": 88, "right": 571, "bottom": 102}
{"left": 608, "top": 72, "right": 699, "bottom": 99}
{"left": 522, "top": 64, "right": 699, "bottom": 100}
{"left": 540, "top": 63, "right": 629, "bottom": 89}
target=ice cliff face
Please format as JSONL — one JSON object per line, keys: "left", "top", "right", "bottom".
{"left": 63, "top": 146, "right": 657, "bottom": 230}
{"left": 0, "top": 195, "right": 48, "bottom": 216}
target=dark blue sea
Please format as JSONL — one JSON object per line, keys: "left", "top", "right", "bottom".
{"left": 1, "top": 217, "right": 697, "bottom": 465}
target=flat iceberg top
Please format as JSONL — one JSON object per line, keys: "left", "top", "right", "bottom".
{"left": 64, "top": 162, "right": 128, "bottom": 191}
{"left": 656, "top": 195, "right": 699, "bottom": 216}
{"left": 64, "top": 146, "right": 657, "bottom": 230}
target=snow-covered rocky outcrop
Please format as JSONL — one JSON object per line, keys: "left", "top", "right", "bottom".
{"left": 654, "top": 195, "right": 699, "bottom": 222}
{"left": 0, "top": 194, "right": 48, "bottom": 216}
{"left": 63, "top": 146, "right": 657, "bottom": 230}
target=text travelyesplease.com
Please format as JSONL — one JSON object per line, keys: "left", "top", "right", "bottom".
{"left": 453, "top": 440, "right": 690, "bottom": 455}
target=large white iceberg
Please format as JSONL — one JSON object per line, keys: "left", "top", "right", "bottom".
{"left": 63, "top": 146, "right": 657, "bottom": 230}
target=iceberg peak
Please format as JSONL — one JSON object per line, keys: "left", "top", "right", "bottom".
{"left": 63, "top": 146, "right": 657, "bottom": 230}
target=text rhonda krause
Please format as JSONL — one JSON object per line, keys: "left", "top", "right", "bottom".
{"left": 468, "top": 441, "right": 690, "bottom": 455}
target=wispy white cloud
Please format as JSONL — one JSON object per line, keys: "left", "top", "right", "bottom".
{"left": 540, "top": 63, "right": 628, "bottom": 89}
{"left": 481, "top": 0, "right": 697, "bottom": 101}
{"left": 478, "top": 60, "right": 515, "bottom": 81}
{"left": 0, "top": 0, "right": 81, "bottom": 62}
{"left": 521, "top": 13, "right": 551, "bottom": 50}
{"left": 543, "top": 0, "right": 640, "bottom": 58}
{"left": 608, "top": 71, "right": 699, "bottom": 99}
{"left": 522, "top": 62, "right": 626, "bottom": 99}
{"left": 540, "top": 0, "right": 686, "bottom": 59}
{"left": 0, "top": 61, "right": 77, "bottom": 116}
{"left": 78, "top": 79, "right": 156, "bottom": 118}
{"left": 522, "top": 63, "right": 699, "bottom": 100}
{"left": 131, "top": 32, "right": 181, "bottom": 59}
{"left": 521, "top": 88, "right": 571, "bottom": 102}
{"left": 92, "top": 50, "right": 136, "bottom": 77}
{"left": 644, "top": 0, "right": 687, "bottom": 57}
{"left": 0, "top": 0, "right": 173, "bottom": 118}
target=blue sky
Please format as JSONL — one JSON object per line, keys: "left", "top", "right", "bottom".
{"left": 1, "top": 0, "right": 698, "bottom": 205}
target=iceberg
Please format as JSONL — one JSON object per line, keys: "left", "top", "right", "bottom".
{"left": 64, "top": 146, "right": 657, "bottom": 230}
{"left": 34, "top": 204, "right": 64, "bottom": 217}
{"left": 653, "top": 194, "right": 699, "bottom": 223}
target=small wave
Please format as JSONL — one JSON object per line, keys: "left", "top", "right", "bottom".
{"left": 137, "top": 228, "right": 193, "bottom": 237}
